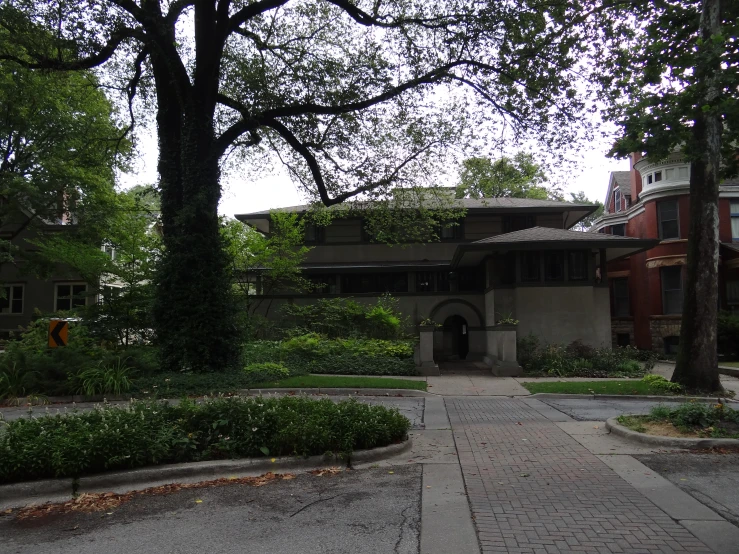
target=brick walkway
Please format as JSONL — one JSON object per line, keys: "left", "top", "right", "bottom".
{"left": 446, "top": 398, "right": 712, "bottom": 554}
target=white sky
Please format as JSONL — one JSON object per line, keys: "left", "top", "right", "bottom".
{"left": 121, "top": 121, "right": 629, "bottom": 218}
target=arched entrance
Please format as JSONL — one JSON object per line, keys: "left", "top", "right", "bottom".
{"left": 442, "top": 315, "right": 469, "bottom": 361}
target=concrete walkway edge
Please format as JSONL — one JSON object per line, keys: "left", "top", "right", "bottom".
{"left": 606, "top": 417, "right": 739, "bottom": 449}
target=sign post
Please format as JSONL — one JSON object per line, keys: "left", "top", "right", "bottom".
{"left": 48, "top": 319, "right": 68, "bottom": 348}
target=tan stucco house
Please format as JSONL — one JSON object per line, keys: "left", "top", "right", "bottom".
{"left": 237, "top": 196, "right": 658, "bottom": 374}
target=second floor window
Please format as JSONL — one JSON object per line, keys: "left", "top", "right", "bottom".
{"left": 612, "top": 278, "right": 630, "bottom": 317}
{"left": 439, "top": 221, "right": 463, "bottom": 240}
{"left": 56, "top": 283, "right": 87, "bottom": 311}
{"left": 658, "top": 199, "right": 679, "bottom": 240}
{"left": 731, "top": 201, "right": 739, "bottom": 242}
{"left": 661, "top": 266, "right": 683, "bottom": 315}
{"left": 304, "top": 223, "right": 324, "bottom": 243}
{"left": 0, "top": 285, "right": 23, "bottom": 314}
{"left": 611, "top": 224, "right": 626, "bottom": 236}
{"left": 614, "top": 188, "right": 621, "bottom": 212}
{"left": 503, "top": 215, "right": 535, "bottom": 233}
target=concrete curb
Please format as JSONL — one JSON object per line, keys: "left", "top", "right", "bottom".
{"left": 3, "top": 388, "right": 432, "bottom": 406}
{"left": 605, "top": 417, "right": 739, "bottom": 449}
{"left": 530, "top": 393, "right": 738, "bottom": 403}
{"left": 719, "top": 365, "right": 739, "bottom": 378}
{"left": 0, "top": 439, "right": 412, "bottom": 506}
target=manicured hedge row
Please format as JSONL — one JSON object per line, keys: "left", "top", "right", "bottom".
{"left": 0, "top": 397, "right": 410, "bottom": 484}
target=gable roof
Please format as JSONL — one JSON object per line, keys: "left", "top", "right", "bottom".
{"left": 612, "top": 171, "right": 632, "bottom": 197}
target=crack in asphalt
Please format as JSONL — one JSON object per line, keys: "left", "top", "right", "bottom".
{"left": 289, "top": 494, "right": 341, "bottom": 518}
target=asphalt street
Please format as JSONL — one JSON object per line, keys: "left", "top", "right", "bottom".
{"left": 0, "top": 466, "right": 422, "bottom": 554}
{"left": 636, "top": 452, "right": 739, "bottom": 527}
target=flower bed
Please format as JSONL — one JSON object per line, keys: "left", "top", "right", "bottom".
{"left": 0, "top": 397, "right": 410, "bottom": 484}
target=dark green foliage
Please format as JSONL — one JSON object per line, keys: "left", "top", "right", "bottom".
{"left": 244, "top": 362, "right": 291, "bottom": 382}
{"left": 718, "top": 311, "right": 739, "bottom": 358}
{"left": 244, "top": 335, "right": 417, "bottom": 376}
{"left": 280, "top": 296, "right": 407, "bottom": 340}
{"left": 0, "top": 397, "right": 411, "bottom": 484}
{"left": 517, "top": 336, "right": 655, "bottom": 377}
{"left": 646, "top": 402, "right": 739, "bottom": 437}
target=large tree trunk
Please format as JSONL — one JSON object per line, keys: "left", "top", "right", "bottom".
{"left": 671, "top": 0, "right": 723, "bottom": 392}
{"left": 151, "top": 51, "right": 240, "bottom": 372}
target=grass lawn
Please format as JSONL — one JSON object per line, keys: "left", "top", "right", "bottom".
{"left": 251, "top": 375, "right": 428, "bottom": 391}
{"left": 521, "top": 380, "right": 681, "bottom": 396}
{"left": 720, "top": 361, "right": 739, "bottom": 369}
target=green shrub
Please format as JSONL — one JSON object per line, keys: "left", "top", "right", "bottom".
{"left": 67, "top": 359, "right": 134, "bottom": 396}
{"left": 642, "top": 374, "right": 683, "bottom": 393}
{"left": 243, "top": 336, "right": 418, "bottom": 376}
{"left": 649, "top": 404, "right": 673, "bottom": 419}
{"left": 517, "top": 337, "right": 651, "bottom": 378}
{"left": 0, "top": 397, "right": 411, "bottom": 484}
{"left": 244, "top": 362, "right": 291, "bottom": 381}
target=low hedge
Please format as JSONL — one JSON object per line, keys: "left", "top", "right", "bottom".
{"left": 243, "top": 335, "right": 418, "bottom": 376}
{"left": 0, "top": 397, "right": 410, "bottom": 484}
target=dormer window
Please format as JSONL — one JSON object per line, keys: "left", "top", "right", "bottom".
{"left": 614, "top": 188, "right": 622, "bottom": 213}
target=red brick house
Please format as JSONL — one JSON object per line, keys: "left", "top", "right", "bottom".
{"left": 591, "top": 152, "right": 739, "bottom": 354}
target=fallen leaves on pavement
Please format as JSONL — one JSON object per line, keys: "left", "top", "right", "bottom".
{"left": 308, "top": 467, "right": 344, "bottom": 477}
{"left": 11, "top": 472, "right": 296, "bottom": 521}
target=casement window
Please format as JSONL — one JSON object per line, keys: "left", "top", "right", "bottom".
{"left": 55, "top": 283, "right": 88, "bottom": 311}
{"left": 341, "top": 272, "right": 408, "bottom": 294}
{"left": 660, "top": 266, "right": 683, "bottom": 315}
{"left": 568, "top": 251, "right": 589, "bottom": 281}
{"left": 731, "top": 201, "right": 739, "bottom": 242}
{"left": 416, "top": 272, "right": 434, "bottom": 292}
{"left": 657, "top": 199, "right": 680, "bottom": 240}
{"left": 614, "top": 188, "right": 622, "bottom": 213}
{"left": 543, "top": 251, "right": 565, "bottom": 282}
{"left": 520, "top": 251, "right": 540, "bottom": 282}
{"left": 611, "top": 224, "right": 626, "bottom": 236}
{"left": 102, "top": 243, "right": 116, "bottom": 260}
{"left": 304, "top": 223, "right": 325, "bottom": 243}
{"left": 307, "top": 274, "right": 334, "bottom": 294}
{"left": 436, "top": 271, "right": 451, "bottom": 292}
{"left": 653, "top": 170, "right": 662, "bottom": 182}
{"left": 0, "top": 285, "right": 24, "bottom": 314}
{"left": 612, "top": 278, "right": 630, "bottom": 317}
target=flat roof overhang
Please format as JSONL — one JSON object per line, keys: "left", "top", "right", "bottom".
{"left": 451, "top": 238, "right": 661, "bottom": 268}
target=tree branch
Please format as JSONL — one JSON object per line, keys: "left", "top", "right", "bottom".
{"left": 226, "top": 0, "right": 289, "bottom": 37}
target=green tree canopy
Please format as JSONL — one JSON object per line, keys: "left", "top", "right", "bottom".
{"left": 455, "top": 153, "right": 559, "bottom": 201}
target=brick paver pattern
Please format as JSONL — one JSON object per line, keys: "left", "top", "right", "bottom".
{"left": 446, "top": 397, "right": 712, "bottom": 554}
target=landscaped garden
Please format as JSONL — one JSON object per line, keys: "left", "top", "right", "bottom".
{"left": 617, "top": 402, "right": 739, "bottom": 439}
{"left": 517, "top": 335, "right": 657, "bottom": 378}
{"left": 0, "top": 297, "right": 419, "bottom": 403}
{"left": 0, "top": 396, "right": 411, "bottom": 484}
{"left": 522, "top": 375, "right": 685, "bottom": 396}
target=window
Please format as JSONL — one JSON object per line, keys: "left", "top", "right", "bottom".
{"left": 613, "top": 278, "right": 630, "bottom": 316}
{"left": 500, "top": 252, "right": 516, "bottom": 286}
{"left": 341, "top": 273, "right": 407, "bottom": 294}
{"left": 614, "top": 188, "right": 622, "bottom": 212}
{"left": 439, "top": 221, "right": 463, "bottom": 240}
{"left": 611, "top": 224, "right": 626, "bottom": 236}
{"left": 658, "top": 199, "right": 679, "bottom": 239}
{"left": 436, "top": 271, "right": 451, "bottom": 292}
{"left": 543, "top": 251, "right": 564, "bottom": 282}
{"left": 56, "top": 283, "right": 87, "bottom": 311}
{"left": 663, "top": 336, "right": 680, "bottom": 355}
{"left": 731, "top": 202, "right": 739, "bottom": 242}
{"left": 307, "top": 274, "right": 335, "bottom": 294}
{"left": 304, "top": 223, "right": 324, "bottom": 243}
{"left": 0, "top": 285, "right": 23, "bottom": 314}
{"left": 661, "top": 266, "right": 683, "bottom": 314}
{"left": 520, "top": 251, "right": 540, "bottom": 282}
{"left": 103, "top": 243, "right": 116, "bottom": 260}
{"left": 416, "top": 272, "right": 434, "bottom": 292}
{"left": 654, "top": 170, "right": 662, "bottom": 182}
{"left": 503, "top": 215, "right": 535, "bottom": 233}
{"left": 568, "top": 251, "right": 589, "bottom": 281}
{"left": 647, "top": 174, "right": 653, "bottom": 184}
{"left": 617, "top": 333, "right": 630, "bottom": 347}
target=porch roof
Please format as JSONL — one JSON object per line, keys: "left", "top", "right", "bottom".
{"left": 450, "top": 227, "right": 659, "bottom": 268}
